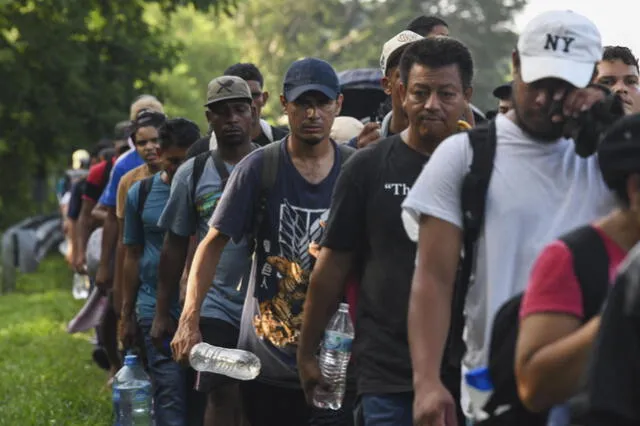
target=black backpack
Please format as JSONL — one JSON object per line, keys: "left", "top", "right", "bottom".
{"left": 449, "top": 119, "right": 610, "bottom": 425}
{"left": 249, "top": 140, "right": 355, "bottom": 252}
{"left": 479, "top": 226, "right": 609, "bottom": 426}
{"left": 136, "top": 149, "right": 234, "bottom": 217}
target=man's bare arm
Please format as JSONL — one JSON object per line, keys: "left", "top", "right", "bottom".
{"left": 112, "top": 218, "right": 126, "bottom": 313}
{"left": 181, "top": 227, "right": 229, "bottom": 325}
{"left": 121, "top": 245, "right": 143, "bottom": 319}
{"left": 75, "top": 198, "right": 97, "bottom": 272}
{"left": 156, "top": 231, "right": 190, "bottom": 318}
{"left": 298, "top": 248, "right": 353, "bottom": 359}
{"left": 171, "top": 227, "right": 230, "bottom": 362}
{"left": 120, "top": 244, "right": 142, "bottom": 348}
{"left": 95, "top": 206, "right": 118, "bottom": 290}
{"left": 516, "top": 313, "right": 601, "bottom": 412}
{"left": 409, "top": 215, "right": 462, "bottom": 389}
{"left": 92, "top": 203, "right": 108, "bottom": 223}
{"left": 179, "top": 236, "right": 198, "bottom": 305}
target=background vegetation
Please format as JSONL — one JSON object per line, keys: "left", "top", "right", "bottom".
{"left": 0, "top": 255, "right": 111, "bottom": 425}
{"left": 0, "top": 0, "right": 526, "bottom": 229}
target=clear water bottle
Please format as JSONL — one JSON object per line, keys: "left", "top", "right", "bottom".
{"left": 72, "top": 272, "right": 90, "bottom": 300}
{"left": 189, "top": 342, "right": 261, "bottom": 380}
{"left": 112, "top": 355, "right": 152, "bottom": 426}
{"left": 313, "top": 302, "right": 354, "bottom": 410}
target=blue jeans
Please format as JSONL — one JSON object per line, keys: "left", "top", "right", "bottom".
{"left": 138, "top": 318, "right": 187, "bottom": 426}
{"left": 360, "top": 392, "right": 413, "bottom": 426}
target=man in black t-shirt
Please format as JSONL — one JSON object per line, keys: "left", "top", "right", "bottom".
{"left": 297, "top": 37, "right": 474, "bottom": 425}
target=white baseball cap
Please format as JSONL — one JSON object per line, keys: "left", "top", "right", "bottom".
{"left": 517, "top": 10, "right": 602, "bottom": 88}
{"left": 380, "top": 30, "right": 423, "bottom": 75}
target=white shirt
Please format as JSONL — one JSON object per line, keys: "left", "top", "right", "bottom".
{"left": 401, "top": 114, "right": 615, "bottom": 418}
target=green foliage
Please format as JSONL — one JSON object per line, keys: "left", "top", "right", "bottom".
{"left": 0, "top": 0, "right": 236, "bottom": 229}
{"left": 0, "top": 255, "right": 111, "bottom": 425}
{"left": 0, "top": 0, "right": 525, "bottom": 228}
{"left": 147, "top": 4, "right": 242, "bottom": 132}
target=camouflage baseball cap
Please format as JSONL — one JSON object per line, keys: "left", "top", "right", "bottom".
{"left": 205, "top": 76, "right": 252, "bottom": 107}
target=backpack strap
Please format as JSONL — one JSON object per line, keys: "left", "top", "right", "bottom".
{"left": 137, "top": 176, "right": 154, "bottom": 217}
{"left": 559, "top": 226, "right": 610, "bottom": 320}
{"left": 211, "top": 150, "right": 231, "bottom": 192}
{"left": 249, "top": 141, "right": 282, "bottom": 253}
{"left": 192, "top": 150, "right": 211, "bottom": 204}
{"left": 447, "top": 119, "right": 498, "bottom": 366}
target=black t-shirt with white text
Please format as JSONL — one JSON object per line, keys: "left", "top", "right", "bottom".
{"left": 322, "top": 135, "right": 428, "bottom": 394}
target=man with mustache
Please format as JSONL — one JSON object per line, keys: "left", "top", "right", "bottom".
{"left": 401, "top": 10, "right": 618, "bottom": 425}
{"left": 298, "top": 37, "right": 473, "bottom": 426}
{"left": 594, "top": 45, "right": 640, "bottom": 115}
{"left": 171, "top": 58, "right": 355, "bottom": 426}
{"left": 155, "top": 76, "right": 257, "bottom": 425}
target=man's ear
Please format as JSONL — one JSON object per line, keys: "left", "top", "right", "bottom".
{"left": 511, "top": 50, "right": 520, "bottom": 80}
{"left": 628, "top": 174, "right": 640, "bottom": 210}
{"left": 263, "top": 91, "right": 270, "bottom": 104}
{"left": 399, "top": 80, "right": 408, "bottom": 109}
{"left": 464, "top": 86, "right": 474, "bottom": 102}
{"left": 280, "top": 94, "right": 288, "bottom": 112}
{"left": 381, "top": 76, "right": 392, "bottom": 96}
{"left": 335, "top": 93, "right": 344, "bottom": 116}
{"left": 205, "top": 109, "right": 212, "bottom": 123}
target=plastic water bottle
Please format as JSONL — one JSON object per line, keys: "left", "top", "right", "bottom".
{"left": 313, "top": 302, "right": 354, "bottom": 410}
{"left": 72, "top": 272, "right": 90, "bottom": 300}
{"left": 113, "top": 355, "right": 152, "bottom": 426}
{"left": 465, "top": 367, "right": 494, "bottom": 422}
{"left": 189, "top": 343, "right": 261, "bottom": 380}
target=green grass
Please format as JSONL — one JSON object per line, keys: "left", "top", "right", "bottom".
{"left": 0, "top": 255, "right": 112, "bottom": 426}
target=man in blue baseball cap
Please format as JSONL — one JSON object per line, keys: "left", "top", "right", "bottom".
{"left": 171, "top": 57, "right": 356, "bottom": 425}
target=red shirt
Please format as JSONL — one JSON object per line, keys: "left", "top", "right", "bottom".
{"left": 520, "top": 226, "right": 626, "bottom": 320}
{"left": 82, "top": 158, "right": 114, "bottom": 202}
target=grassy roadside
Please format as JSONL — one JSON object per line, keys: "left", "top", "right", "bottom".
{"left": 0, "top": 255, "right": 111, "bottom": 425}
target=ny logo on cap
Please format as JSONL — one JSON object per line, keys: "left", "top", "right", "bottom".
{"left": 544, "top": 34, "right": 576, "bottom": 53}
{"left": 217, "top": 79, "right": 235, "bottom": 94}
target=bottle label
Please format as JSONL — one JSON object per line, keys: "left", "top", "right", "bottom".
{"left": 133, "top": 386, "right": 151, "bottom": 403}
{"left": 323, "top": 331, "right": 353, "bottom": 353}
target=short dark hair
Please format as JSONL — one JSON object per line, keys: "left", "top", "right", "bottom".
{"left": 159, "top": 118, "right": 201, "bottom": 150}
{"left": 407, "top": 15, "right": 448, "bottom": 37}
{"left": 91, "top": 138, "right": 113, "bottom": 159}
{"left": 224, "top": 63, "right": 264, "bottom": 88}
{"left": 399, "top": 37, "right": 473, "bottom": 89}
{"left": 602, "top": 45, "right": 639, "bottom": 73}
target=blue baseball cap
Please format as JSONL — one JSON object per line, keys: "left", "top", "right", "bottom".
{"left": 283, "top": 58, "right": 340, "bottom": 102}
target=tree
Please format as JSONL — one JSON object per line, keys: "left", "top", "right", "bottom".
{"left": 231, "top": 0, "right": 525, "bottom": 118}
{"left": 146, "top": 4, "right": 241, "bottom": 132}
{"left": 0, "top": 0, "right": 235, "bottom": 228}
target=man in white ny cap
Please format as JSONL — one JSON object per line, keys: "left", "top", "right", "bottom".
{"left": 400, "top": 10, "right": 619, "bottom": 425}
{"left": 348, "top": 30, "right": 423, "bottom": 148}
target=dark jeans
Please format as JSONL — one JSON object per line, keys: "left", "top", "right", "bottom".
{"left": 139, "top": 318, "right": 197, "bottom": 426}
{"left": 360, "top": 392, "right": 413, "bottom": 426}
{"left": 240, "top": 380, "right": 356, "bottom": 426}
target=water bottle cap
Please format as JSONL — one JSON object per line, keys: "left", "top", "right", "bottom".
{"left": 124, "top": 354, "right": 138, "bottom": 366}
{"left": 339, "top": 302, "right": 349, "bottom": 311}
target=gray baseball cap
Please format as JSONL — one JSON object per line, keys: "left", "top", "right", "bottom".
{"left": 205, "top": 76, "right": 252, "bottom": 107}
